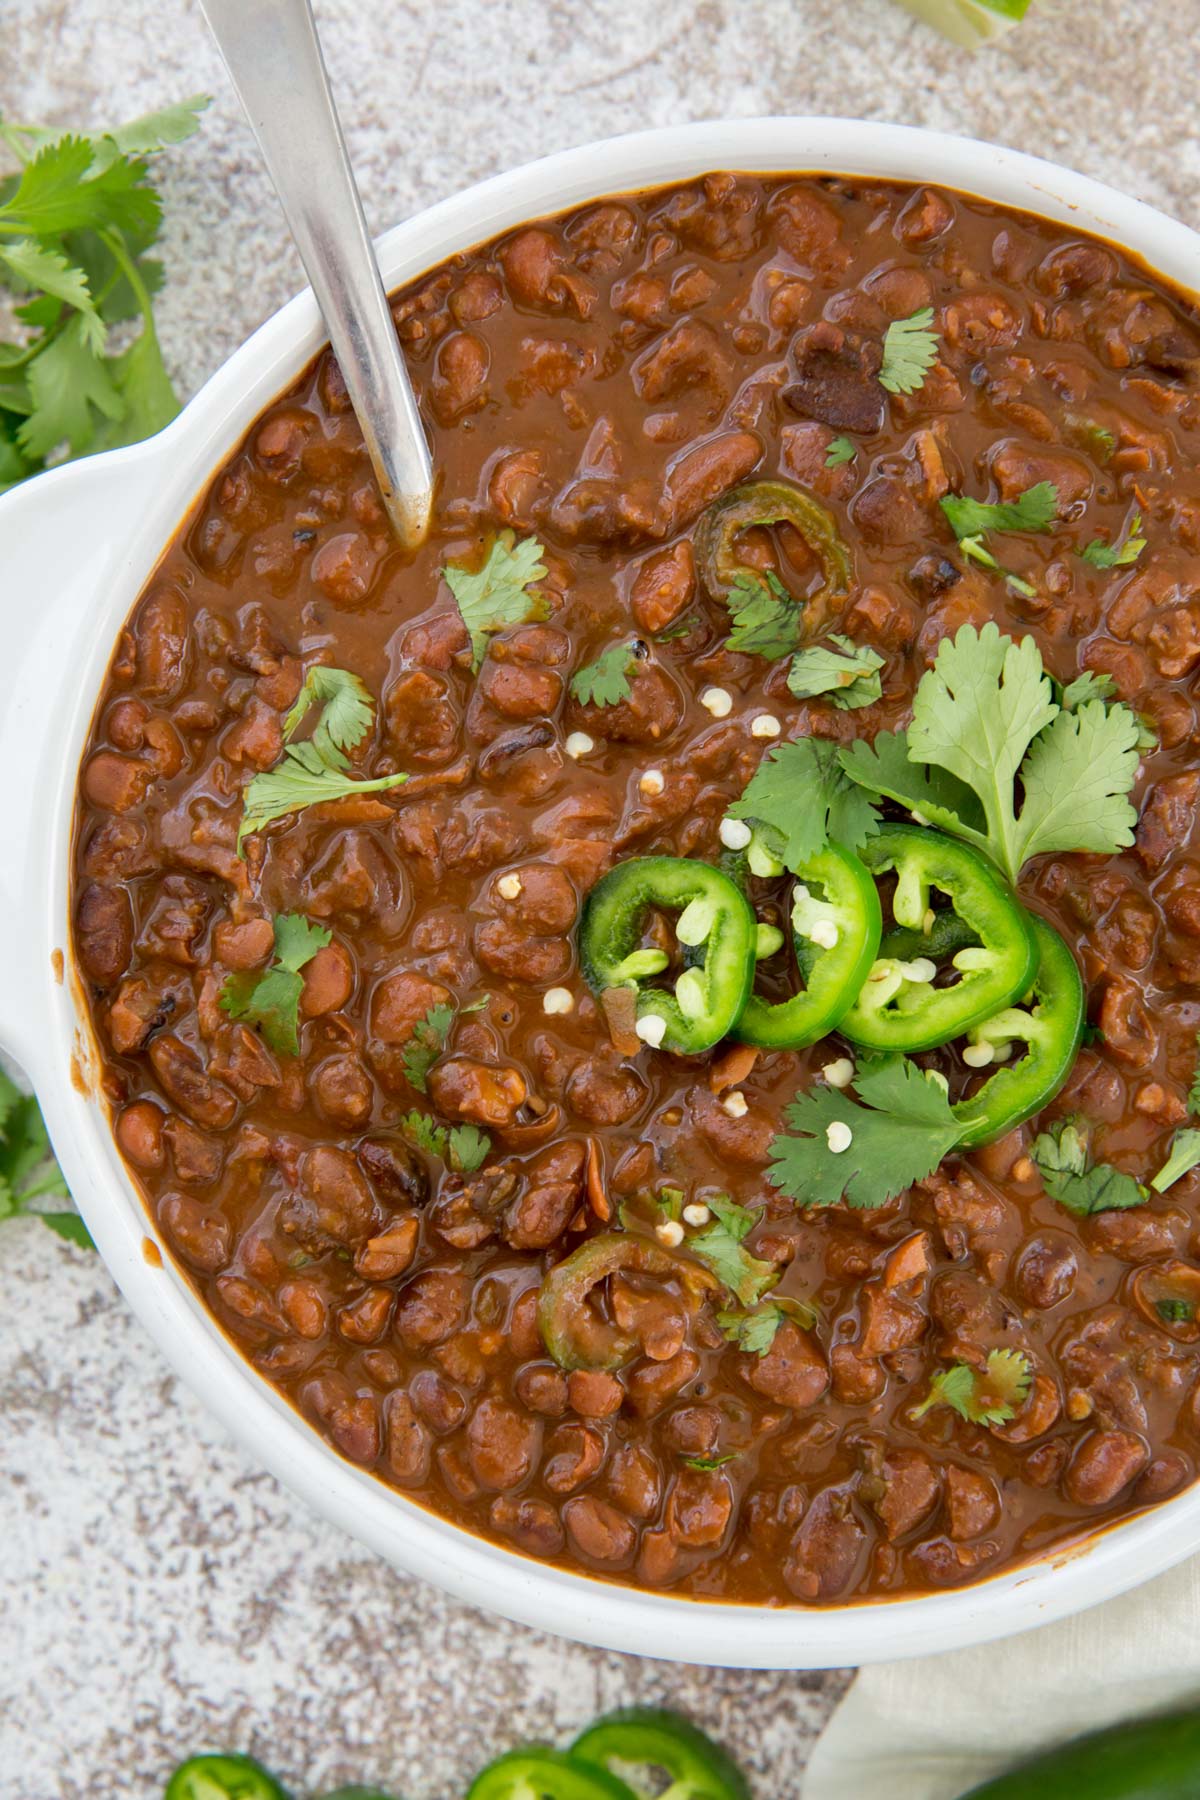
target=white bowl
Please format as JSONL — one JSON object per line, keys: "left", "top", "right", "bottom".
{"left": 5, "top": 117, "right": 1199, "bottom": 1670}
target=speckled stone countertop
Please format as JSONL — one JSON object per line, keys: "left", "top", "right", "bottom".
{"left": 2, "top": 2, "right": 1198, "bottom": 1795}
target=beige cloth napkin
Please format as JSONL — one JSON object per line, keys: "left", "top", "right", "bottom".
{"left": 803, "top": 1560, "right": 1200, "bottom": 1799}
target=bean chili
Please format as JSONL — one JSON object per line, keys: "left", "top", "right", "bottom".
{"left": 71, "top": 172, "right": 1200, "bottom": 1605}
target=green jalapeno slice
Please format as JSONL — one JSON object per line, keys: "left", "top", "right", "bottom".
{"left": 538, "top": 1233, "right": 719, "bottom": 1371}
{"left": 467, "top": 1750, "right": 639, "bottom": 1800}
{"left": 695, "top": 478, "right": 852, "bottom": 636}
{"left": 579, "top": 856, "right": 757, "bottom": 1055}
{"left": 571, "top": 1707, "right": 750, "bottom": 1800}
{"left": 838, "top": 825, "right": 1038, "bottom": 1053}
{"left": 165, "top": 1756, "right": 290, "bottom": 1800}
{"left": 734, "top": 842, "right": 882, "bottom": 1050}
{"left": 952, "top": 914, "right": 1084, "bottom": 1150}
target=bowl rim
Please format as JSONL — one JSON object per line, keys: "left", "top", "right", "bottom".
{"left": 8, "top": 114, "right": 1200, "bottom": 1669}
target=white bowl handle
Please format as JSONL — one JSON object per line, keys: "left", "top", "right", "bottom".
{"left": 0, "top": 444, "right": 162, "bottom": 1076}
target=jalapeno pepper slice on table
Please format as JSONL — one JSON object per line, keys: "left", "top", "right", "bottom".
{"left": 957, "top": 1705, "right": 1200, "bottom": 1798}
{"left": 695, "top": 478, "right": 851, "bottom": 638}
{"left": 951, "top": 913, "right": 1084, "bottom": 1150}
{"left": 467, "top": 1749, "right": 638, "bottom": 1800}
{"left": 165, "top": 1756, "right": 290, "bottom": 1800}
{"left": 571, "top": 1708, "right": 750, "bottom": 1800}
{"left": 734, "top": 842, "right": 882, "bottom": 1050}
{"left": 838, "top": 825, "right": 1038, "bottom": 1054}
{"left": 579, "top": 856, "right": 757, "bottom": 1054}
{"left": 538, "top": 1233, "right": 719, "bottom": 1370}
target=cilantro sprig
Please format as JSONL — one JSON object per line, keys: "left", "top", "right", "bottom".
{"left": 787, "top": 636, "right": 884, "bottom": 710}
{"left": 1152, "top": 1129, "right": 1200, "bottom": 1194}
{"left": 718, "top": 1294, "right": 818, "bottom": 1355}
{"left": 722, "top": 570, "right": 804, "bottom": 661}
{"left": 238, "top": 664, "right": 407, "bottom": 850}
{"left": 768, "top": 1056, "right": 963, "bottom": 1210}
{"left": 728, "top": 737, "right": 881, "bottom": 871}
{"left": 839, "top": 623, "right": 1142, "bottom": 883}
{"left": 570, "top": 641, "right": 637, "bottom": 708}
{"left": 911, "top": 1348, "right": 1032, "bottom": 1427}
{"left": 443, "top": 532, "right": 548, "bottom": 671}
{"left": 824, "top": 436, "right": 857, "bottom": 468}
{"left": 687, "top": 1196, "right": 779, "bottom": 1306}
{"left": 0, "top": 1071, "right": 91, "bottom": 1248}
{"left": 401, "top": 1003, "right": 456, "bottom": 1094}
{"left": 1080, "top": 511, "right": 1146, "bottom": 571}
{"left": 940, "top": 482, "right": 1058, "bottom": 600}
{"left": 219, "top": 913, "right": 331, "bottom": 1056}
{"left": 1029, "top": 1118, "right": 1147, "bottom": 1215}
{"left": 0, "top": 97, "right": 208, "bottom": 490}
{"left": 398, "top": 1109, "right": 491, "bottom": 1174}
{"left": 879, "top": 307, "right": 939, "bottom": 396}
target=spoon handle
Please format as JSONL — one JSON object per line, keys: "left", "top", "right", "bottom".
{"left": 199, "top": 0, "right": 434, "bottom": 547}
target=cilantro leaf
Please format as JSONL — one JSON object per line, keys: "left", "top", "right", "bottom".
{"left": 955, "top": 534, "right": 1037, "bottom": 600}
{"left": 0, "top": 1072, "right": 89, "bottom": 1249}
{"left": 219, "top": 912, "right": 331, "bottom": 1055}
{"left": 570, "top": 641, "right": 636, "bottom": 708}
{"left": 18, "top": 314, "right": 123, "bottom": 457}
{"left": 0, "top": 240, "right": 102, "bottom": 349}
{"left": 98, "top": 95, "right": 210, "bottom": 163}
{"left": 239, "top": 673, "right": 406, "bottom": 849}
{"left": 768, "top": 1056, "right": 963, "bottom": 1210}
{"left": 839, "top": 728, "right": 988, "bottom": 849}
{"left": 444, "top": 532, "right": 548, "bottom": 671}
{"left": 401, "top": 1003, "right": 456, "bottom": 1094}
{"left": 238, "top": 741, "right": 408, "bottom": 848}
{"left": 682, "top": 1452, "right": 739, "bottom": 1472}
{"left": 728, "top": 737, "right": 881, "bottom": 870}
{"left": 1030, "top": 1118, "right": 1147, "bottom": 1215}
{"left": 285, "top": 665, "right": 375, "bottom": 762}
{"left": 787, "top": 636, "right": 884, "bottom": 710}
{"left": 912, "top": 1348, "right": 1032, "bottom": 1427}
{"left": 1151, "top": 1129, "right": 1200, "bottom": 1194}
{"left": 940, "top": 482, "right": 1060, "bottom": 541}
{"left": 448, "top": 1124, "right": 491, "bottom": 1174}
{"left": 397, "top": 1110, "right": 449, "bottom": 1159}
{"left": 879, "top": 307, "right": 939, "bottom": 396}
{"left": 1059, "top": 670, "right": 1115, "bottom": 709}
{"left": 1013, "top": 700, "right": 1141, "bottom": 866}
{"left": 1189, "top": 1035, "right": 1200, "bottom": 1116}
{"left": 687, "top": 1196, "right": 778, "bottom": 1307}
{"left": 0, "top": 135, "right": 159, "bottom": 239}
{"left": 725, "top": 570, "right": 803, "bottom": 660}
{"left": 825, "top": 436, "right": 857, "bottom": 468}
{"left": 1081, "top": 512, "right": 1146, "bottom": 570}
{"left": 718, "top": 1293, "right": 818, "bottom": 1355}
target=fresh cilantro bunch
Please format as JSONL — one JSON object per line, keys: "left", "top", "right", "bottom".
{"left": 0, "top": 96, "right": 208, "bottom": 490}
{"left": 0, "top": 1070, "right": 91, "bottom": 1248}
{"left": 219, "top": 913, "right": 331, "bottom": 1056}
{"left": 727, "top": 736, "right": 881, "bottom": 872}
{"left": 840, "top": 622, "right": 1143, "bottom": 883}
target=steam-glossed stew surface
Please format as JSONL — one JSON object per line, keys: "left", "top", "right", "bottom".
{"left": 71, "top": 174, "right": 1200, "bottom": 1604}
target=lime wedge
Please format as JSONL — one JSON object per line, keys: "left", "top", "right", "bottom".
{"left": 897, "top": 0, "right": 1034, "bottom": 46}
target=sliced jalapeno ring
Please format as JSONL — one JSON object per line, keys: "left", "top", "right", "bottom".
{"left": 839, "top": 825, "right": 1038, "bottom": 1054}
{"left": 571, "top": 1707, "right": 751, "bottom": 1800}
{"left": 579, "top": 856, "right": 757, "bottom": 1055}
{"left": 538, "top": 1233, "right": 719, "bottom": 1371}
{"left": 165, "top": 1756, "right": 291, "bottom": 1800}
{"left": 695, "top": 477, "right": 851, "bottom": 637}
{"left": 467, "top": 1749, "right": 639, "bottom": 1800}
{"left": 734, "top": 843, "right": 882, "bottom": 1050}
{"left": 952, "top": 914, "right": 1084, "bottom": 1150}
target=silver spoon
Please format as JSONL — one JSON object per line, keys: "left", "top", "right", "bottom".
{"left": 198, "top": 0, "right": 434, "bottom": 548}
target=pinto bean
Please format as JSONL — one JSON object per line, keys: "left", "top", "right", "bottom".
{"left": 158, "top": 1191, "right": 230, "bottom": 1273}
{"left": 871, "top": 1448, "right": 940, "bottom": 1542}
{"left": 431, "top": 330, "right": 490, "bottom": 424}
{"left": 383, "top": 1392, "right": 432, "bottom": 1485}
{"left": 76, "top": 882, "right": 133, "bottom": 986}
{"left": 116, "top": 1099, "right": 166, "bottom": 1170}
{"left": 281, "top": 1144, "right": 380, "bottom": 1252}
{"left": 501, "top": 1140, "right": 584, "bottom": 1250}
{"left": 428, "top": 1057, "right": 528, "bottom": 1128}
{"left": 1015, "top": 1234, "right": 1078, "bottom": 1310}
{"left": 468, "top": 1396, "right": 542, "bottom": 1491}
{"left": 664, "top": 431, "right": 762, "bottom": 532}
{"left": 568, "top": 1369, "right": 624, "bottom": 1418}
{"left": 544, "top": 1422, "right": 605, "bottom": 1494}
{"left": 1064, "top": 1429, "right": 1150, "bottom": 1505}
{"left": 742, "top": 1322, "right": 829, "bottom": 1409}
{"left": 134, "top": 584, "right": 191, "bottom": 696}
{"left": 666, "top": 1468, "right": 733, "bottom": 1548}
{"left": 944, "top": 1465, "right": 1000, "bottom": 1540}
{"left": 490, "top": 1495, "right": 565, "bottom": 1557}
{"left": 784, "top": 1486, "right": 866, "bottom": 1601}
{"left": 562, "top": 1495, "right": 636, "bottom": 1566}
{"left": 300, "top": 943, "right": 355, "bottom": 1017}
{"left": 784, "top": 321, "right": 885, "bottom": 432}
{"left": 148, "top": 1035, "right": 237, "bottom": 1130}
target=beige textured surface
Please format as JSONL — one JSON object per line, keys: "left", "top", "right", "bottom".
{"left": 2, "top": 1, "right": 1198, "bottom": 1795}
